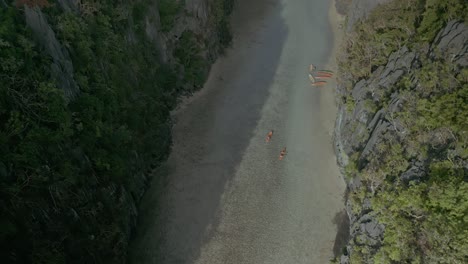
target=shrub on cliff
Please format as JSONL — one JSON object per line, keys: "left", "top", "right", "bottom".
{"left": 336, "top": 0, "right": 468, "bottom": 263}
{"left": 337, "top": 0, "right": 419, "bottom": 89}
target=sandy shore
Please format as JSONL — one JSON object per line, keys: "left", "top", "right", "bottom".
{"left": 322, "top": 1, "right": 350, "bottom": 259}
{"left": 320, "top": 0, "right": 347, "bottom": 148}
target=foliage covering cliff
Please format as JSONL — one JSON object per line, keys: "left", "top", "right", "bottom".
{"left": 0, "top": 0, "right": 233, "bottom": 263}
{"left": 334, "top": 0, "right": 467, "bottom": 263}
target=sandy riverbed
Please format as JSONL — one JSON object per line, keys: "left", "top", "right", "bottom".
{"left": 129, "top": 1, "right": 347, "bottom": 263}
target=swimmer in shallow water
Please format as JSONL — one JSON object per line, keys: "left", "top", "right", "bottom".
{"left": 279, "top": 147, "right": 287, "bottom": 160}
{"left": 266, "top": 130, "right": 274, "bottom": 142}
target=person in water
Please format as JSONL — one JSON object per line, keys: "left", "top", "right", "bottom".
{"left": 279, "top": 147, "right": 287, "bottom": 160}
{"left": 266, "top": 130, "right": 274, "bottom": 142}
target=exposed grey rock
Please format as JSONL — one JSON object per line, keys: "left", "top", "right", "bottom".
{"left": 348, "top": 47, "right": 417, "bottom": 104}
{"left": 348, "top": 176, "right": 362, "bottom": 192}
{"left": 435, "top": 20, "right": 459, "bottom": 41}
{"left": 351, "top": 79, "right": 368, "bottom": 102}
{"left": 384, "top": 93, "right": 410, "bottom": 136}
{"left": 362, "top": 198, "right": 372, "bottom": 213}
{"left": 338, "top": 46, "right": 419, "bottom": 156}
{"left": 401, "top": 164, "right": 425, "bottom": 182}
{"left": 340, "top": 99, "right": 376, "bottom": 154}
{"left": 185, "top": 0, "right": 209, "bottom": 23}
{"left": 355, "top": 100, "right": 374, "bottom": 125}
{"left": 145, "top": 0, "right": 221, "bottom": 70}
{"left": 340, "top": 255, "right": 350, "bottom": 264}
{"left": 387, "top": 93, "right": 402, "bottom": 113}
{"left": 24, "top": 6, "right": 79, "bottom": 101}
{"left": 362, "top": 219, "right": 384, "bottom": 239}
{"left": 345, "top": 199, "right": 357, "bottom": 224}
{"left": 348, "top": 213, "right": 384, "bottom": 247}
{"left": 431, "top": 20, "right": 468, "bottom": 67}
{"left": 359, "top": 120, "right": 391, "bottom": 163}
{"left": 367, "top": 108, "right": 385, "bottom": 135}
{"left": 357, "top": 213, "right": 372, "bottom": 224}
{"left": 57, "top": 0, "right": 78, "bottom": 12}
{"left": 334, "top": 106, "right": 348, "bottom": 164}
{"left": 377, "top": 47, "right": 417, "bottom": 97}
{"left": 144, "top": 1, "right": 170, "bottom": 63}
{"left": 334, "top": 8, "right": 468, "bottom": 264}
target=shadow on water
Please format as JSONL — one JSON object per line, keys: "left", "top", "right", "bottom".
{"left": 332, "top": 209, "right": 350, "bottom": 258}
{"left": 128, "top": 1, "right": 288, "bottom": 263}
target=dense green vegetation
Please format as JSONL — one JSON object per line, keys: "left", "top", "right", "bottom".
{"left": 174, "top": 30, "right": 209, "bottom": 88}
{"left": 338, "top": 0, "right": 467, "bottom": 91}
{"left": 0, "top": 0, "right": 233, "bottom": 263}
{"left": 337, "top": 0, "right": 467, "bottom": 263}
{"left": 159, "top": 0, "right": 183, "bottom": 32}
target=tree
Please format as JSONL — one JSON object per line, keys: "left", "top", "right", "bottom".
{"left": 15, "top": 0, "right": 50, "bottom": 8}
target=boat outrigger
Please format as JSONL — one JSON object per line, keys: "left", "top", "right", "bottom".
{"left": 316, "top": 71, "right": 333, "bottom": 77}
{"left": 315, "top": 75, "right": 332, "bottom": 79}
{"left": 311, "top": 81, "right": 327, "bottom": 86}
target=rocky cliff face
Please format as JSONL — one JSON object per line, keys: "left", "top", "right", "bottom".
{"left": 333, "top": 2, "right": 467, "bottom": 262}
{"left": 147, "top": 0, "right": 228, "bottom": 65}
{"left": 24, "top": 5, "right": 80, "bottom": 101}
{"left": 335, "top": 44, "right": 420, "bottom": 173}
{"left": 24, "top": 0, "right": 229, "bottom": 97}
{"left": 0, "top": 1, "right": 233, "bottom": 263}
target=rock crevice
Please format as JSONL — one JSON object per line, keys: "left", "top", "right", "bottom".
{"left": 334, "top": 17, "right": 467, "bottom": 263}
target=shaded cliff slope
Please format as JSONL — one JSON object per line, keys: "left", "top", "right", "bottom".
{"left": 333, "top": 0, "right": 467, "bottom": 263}
{"left": 0, "top": 0, "right": 233, "bottom": 263}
